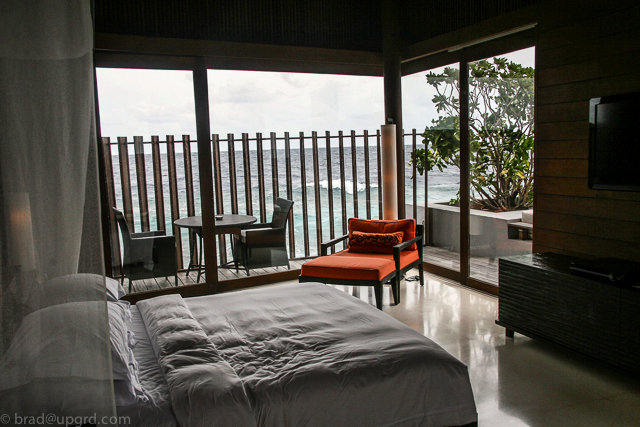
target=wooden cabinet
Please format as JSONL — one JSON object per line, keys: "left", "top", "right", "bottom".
{"left": 497, "top": 253, "right": 640, "bottom": 375}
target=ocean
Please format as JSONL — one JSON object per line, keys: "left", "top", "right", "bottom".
{"left": 112, "top": 144, "right": 459, "bottom": 263}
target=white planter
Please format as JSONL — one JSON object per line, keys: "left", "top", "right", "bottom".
{"left": 407, "top": 201, "right": 533, "bottom": 259}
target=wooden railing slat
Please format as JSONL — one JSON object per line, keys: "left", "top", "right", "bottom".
{"left": 312, "top": 131, "right": 322, "bottom": 254}
{"left": 166, "top": 135, "right": 184, "bottom": 270}
{"left": 325, "top": 131, "right": 335, "bottom": 252}
{"left": 212, "top": 134, "right": 227, "bottom": 265}
{"left": 182, "top": 135, "right": 198, "bottom": 266}
{"left": 377, "top": 130, "right": 382, "bottom": 219}
{"left": 350, "top": 130, "right": 359, "bottom": 219}
{"left": 151, "top": 136, "right": 166, "bottom": 231}
{"left": 284, "top": 132, "right": 295, "bottom": 258}
{"left": 242, "top": 133, "right": 253, "bottom": 216}
{"left": 117, "top": 136, "right": 135, "bottom": 230}
{"left": 364, "top": 130, "right": 372, "bottom": 220}
{"left": 227, "top": 134, "right": 239, "bottom": 215}
{"left": 256, "top": 133, "right": 267, "bottom": 223}
{"left": 134, "top": 136, "right": 150, "bottom": 232}
{"left": 338, "top": 131, "right": 347, "bottom": 242}
{"left": 300, "top": 132, "right": 310, "bottom": 257}
{"left": 183, "top": 135, "right": 196, "bottom": 217}
{"left": 270, "top": 132, "right": 279, "bottom": 199}
{"left": 412, "top": 129, "right": 418, "bottom": 221}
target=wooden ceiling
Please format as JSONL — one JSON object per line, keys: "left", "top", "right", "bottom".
{"left": 94, "top": 0, "right": 540, "bottom": 53}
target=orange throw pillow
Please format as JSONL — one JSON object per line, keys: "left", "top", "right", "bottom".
{"left": 348, "top": 231, "right": 403, "bottom": 254}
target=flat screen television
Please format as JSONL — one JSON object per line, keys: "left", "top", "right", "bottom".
{"left": 588, "top": 92, "right": 640, "bottom": 191}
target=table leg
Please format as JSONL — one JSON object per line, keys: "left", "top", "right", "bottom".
{"left": 196, "top": 233, "right": 204, "bottom": 282}
{"left": 186, "top": 233, "right": 196, "bottom": 277}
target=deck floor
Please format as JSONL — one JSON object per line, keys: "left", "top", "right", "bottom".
{"left": 125, "top": 248, "right": 506, "bottom": 295}
{"left": 126, "top": 259, "right": 307, "bottom": 294}
{"left": 423, "top": 246, "right": 501, "bottom": 285}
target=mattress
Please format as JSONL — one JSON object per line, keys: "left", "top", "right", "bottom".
{"left": 128, "top": 282, "right": 477, "bottom": 427}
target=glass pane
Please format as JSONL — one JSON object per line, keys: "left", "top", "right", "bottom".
{"left": 467, "top": 47, "right": 535, "bottom": 285}
{"left": 403, "top": 64, "right": 461, "bottom": 272}
{"left": 95, "top": 68, "right": 199, "bottom": 291}
{"left": 206, "top": 70, "right": 384, "bottom": 280}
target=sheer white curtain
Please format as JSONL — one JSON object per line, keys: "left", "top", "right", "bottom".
{"left": 0, "top": 0, "right": 116, "bottom": 421}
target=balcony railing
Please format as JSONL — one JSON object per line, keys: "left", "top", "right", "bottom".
{"left": 102, "top": 129, "right": 428, "bottom": 278}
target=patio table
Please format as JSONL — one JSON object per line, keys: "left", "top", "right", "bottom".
{"left": 174, "top": 214, "right": 257, "bottom": 282}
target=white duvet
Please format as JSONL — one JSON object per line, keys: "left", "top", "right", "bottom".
{"left": 135, "top": 283, "right": 477, "bottom": 427}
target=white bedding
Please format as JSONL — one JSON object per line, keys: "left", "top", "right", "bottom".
{"left": 117, "top": 306, "right": 177, "bottom": 427}
{"left": 131, "top": 282, "right": 477, "bottom": 427}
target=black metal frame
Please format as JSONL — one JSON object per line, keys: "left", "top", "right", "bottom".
{"left": 299, "top": 224, "right": 424, "bottom": 310}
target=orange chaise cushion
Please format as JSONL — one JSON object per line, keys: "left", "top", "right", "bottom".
{"left": 347, "top": 218, "right": 417, "bottom": 251}
{"left": 301, "top": 255, "right": 395, "bottom": 281}
{"left": 300, "top": 250, "right": 419, "bottom": 282}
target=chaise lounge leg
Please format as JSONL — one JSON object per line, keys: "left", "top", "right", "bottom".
{"left": 392, "top": 276, "right": 400, "bottom": 305}
{"left": 374, "top": 284, "right": 383, "bottom": 310}
{"left": 419, "top": 264, "right": 424, "bottom": 287}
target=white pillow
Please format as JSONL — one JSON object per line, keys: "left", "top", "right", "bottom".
{"left": 41, "top": 274, "right": 125, "bottom": 305}
{"left": 106, "top": 277, "right": 126, "bottom": 301}
{"left": 0, "top": 301, "right": 109, "bottom": 392}
{"left": 108, "top": 301, "right": 148, "bottom": 406}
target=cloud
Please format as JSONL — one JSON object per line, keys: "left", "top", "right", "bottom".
{"left": 95, "top": 47, "right": 534, "bottom": 141}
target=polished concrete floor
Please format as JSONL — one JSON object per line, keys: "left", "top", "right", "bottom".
{"left": 276, "top": 270, "right": 640, "bottom": 426}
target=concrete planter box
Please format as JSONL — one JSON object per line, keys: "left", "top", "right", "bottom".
{"left": 407, "top": 201, "right": 532, "bottom": 259}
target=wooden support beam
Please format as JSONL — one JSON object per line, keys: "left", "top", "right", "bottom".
{"left": 192, "top": 59, "right": 219, "bottom": 293}
{"left": 94, "top": 33, "right": 383, "bottom": 76}
{"left": 382, "top": 0, "right": 405, "bottom": 219}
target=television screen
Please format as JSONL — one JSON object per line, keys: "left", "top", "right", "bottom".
{"left": 589, "top": 92, "right": 640, "bottom": 191}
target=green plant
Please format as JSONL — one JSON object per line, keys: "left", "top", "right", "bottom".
{"left": 410, "top": 57, "right": 534, "bottom": 211}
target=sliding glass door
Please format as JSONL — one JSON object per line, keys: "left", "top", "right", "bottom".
{"left": 403, "top": 46, "right": 535, "bottom": 291}
{"left": 467, "top": 49, "right": 535, "bottom": 286}
{"left": 403, "top": 64, "right": 461, "bottom": 274}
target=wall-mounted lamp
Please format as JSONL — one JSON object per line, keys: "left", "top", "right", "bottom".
{"left": 8, "top": 192, "right": 36, "bottom": 271}
{"left": 381, "top": 124, "right": 398, "bottom": 220}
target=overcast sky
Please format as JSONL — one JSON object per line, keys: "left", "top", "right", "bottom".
{"left": 96, "top": 47, "right": 534, "bottom": 142}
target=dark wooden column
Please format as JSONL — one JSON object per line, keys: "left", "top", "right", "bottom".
{"left": 459, "top": 59, "right": 470, "bottom": 284}
{"left": 381, "top": 0, "right": 405, "bottom": 218}
{"left": 193, "top": 59, "right": 219, "bottom": 292}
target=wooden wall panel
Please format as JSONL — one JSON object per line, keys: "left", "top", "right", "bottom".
{"left": 535, "top": 121, "right": 587, "bottom": 141}
{"left": 537, "top": 72, "right": 640, "bottom": 105}
{"left": 535, "top": 140, "right": 588, "bottom": 160}
{"left": 535, "top": 213, "right": 640, "bottom": 244}
{"left": 535, "top": 159, "right": 586, "bottom": 178}
{"left": 534, "top": 0, "right": 640, "bottom": 263}
{"left": 536, "top": 101, "right": 586, "bottom": 124}
{"left": 534, "top": 229, "right": 640, "bottom": 261}
{"left": 536, "top": 5, "right": 640, "bottom": 54}
{"left": 537, "top": 49, "right": 640, "bottom": 88}
{"left": 536, "top": 177, "right": 640, "bottom": 201}
{"left": 536, "top": 195, "right": 640, "bottom": 222}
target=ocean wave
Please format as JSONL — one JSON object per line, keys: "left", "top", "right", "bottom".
{"left": 303, "top": 179, "right": 378, "bottom": 194}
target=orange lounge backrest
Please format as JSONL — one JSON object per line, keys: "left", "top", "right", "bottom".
{"left": 347, "top": 218, "right": 417, "bottom": 251}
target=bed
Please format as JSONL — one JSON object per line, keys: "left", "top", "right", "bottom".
{"left": 117, "top": 282, "right": 478, "bottom": 427}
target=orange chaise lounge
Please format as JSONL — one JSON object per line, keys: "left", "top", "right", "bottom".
{"left": 299, "top": 218, "right": 424, "bottom": 309}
